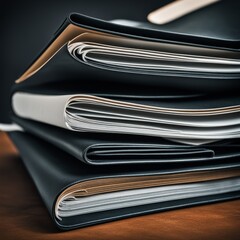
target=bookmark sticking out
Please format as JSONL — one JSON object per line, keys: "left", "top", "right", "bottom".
{"left": 0, "top": 123, "right": 24, "bottom": 132}
{"left": 148, "top": 0, "right": 220, "bottom": 25}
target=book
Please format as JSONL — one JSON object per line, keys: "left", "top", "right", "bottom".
{"left": 9, "top": 131, "right": 240, "bottom": 230}
{"left": 12, "top": 92, "right": 240, "bottom": 143}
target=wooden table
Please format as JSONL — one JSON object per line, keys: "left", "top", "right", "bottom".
{"left": 0, "top": 131, "right": 239, "bottom": 240}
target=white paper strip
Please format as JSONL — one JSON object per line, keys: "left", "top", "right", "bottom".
{"left": 0, "top": 123, "right": 24, "bottom": 132}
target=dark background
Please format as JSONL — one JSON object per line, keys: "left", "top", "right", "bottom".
{"left": 1, "top": 0, "right": 172, "bottom": 123}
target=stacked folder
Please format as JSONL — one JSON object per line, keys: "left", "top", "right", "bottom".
{"left": 8, "top": 0, "right": 240, "bottom": 230}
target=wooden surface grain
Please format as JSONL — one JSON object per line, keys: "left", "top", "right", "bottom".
{"left": 0, "top": 131, "right": 240, "bottom": 240}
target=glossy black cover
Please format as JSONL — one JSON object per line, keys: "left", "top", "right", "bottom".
{"left": 14, "top": 0, "right": 240, "bottom": 96}
{"left": 12, "top": 116, "right": 240, "bottom": 165}
{"left": 9, "top": 131, "right": 240, "bottom": 230}
{"left": 66, "top": 0, "right": 240, "bottom": 49}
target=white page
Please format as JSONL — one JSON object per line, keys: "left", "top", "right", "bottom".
{"left": 56, "top": 178, "right": 240, "bottom": 218}
{"left": 68, "top": 33, "right": 240, "bottom": 77}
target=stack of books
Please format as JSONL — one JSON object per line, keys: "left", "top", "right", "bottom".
{"left": 9, "top": 0, "right": 240, "bottom": 230}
